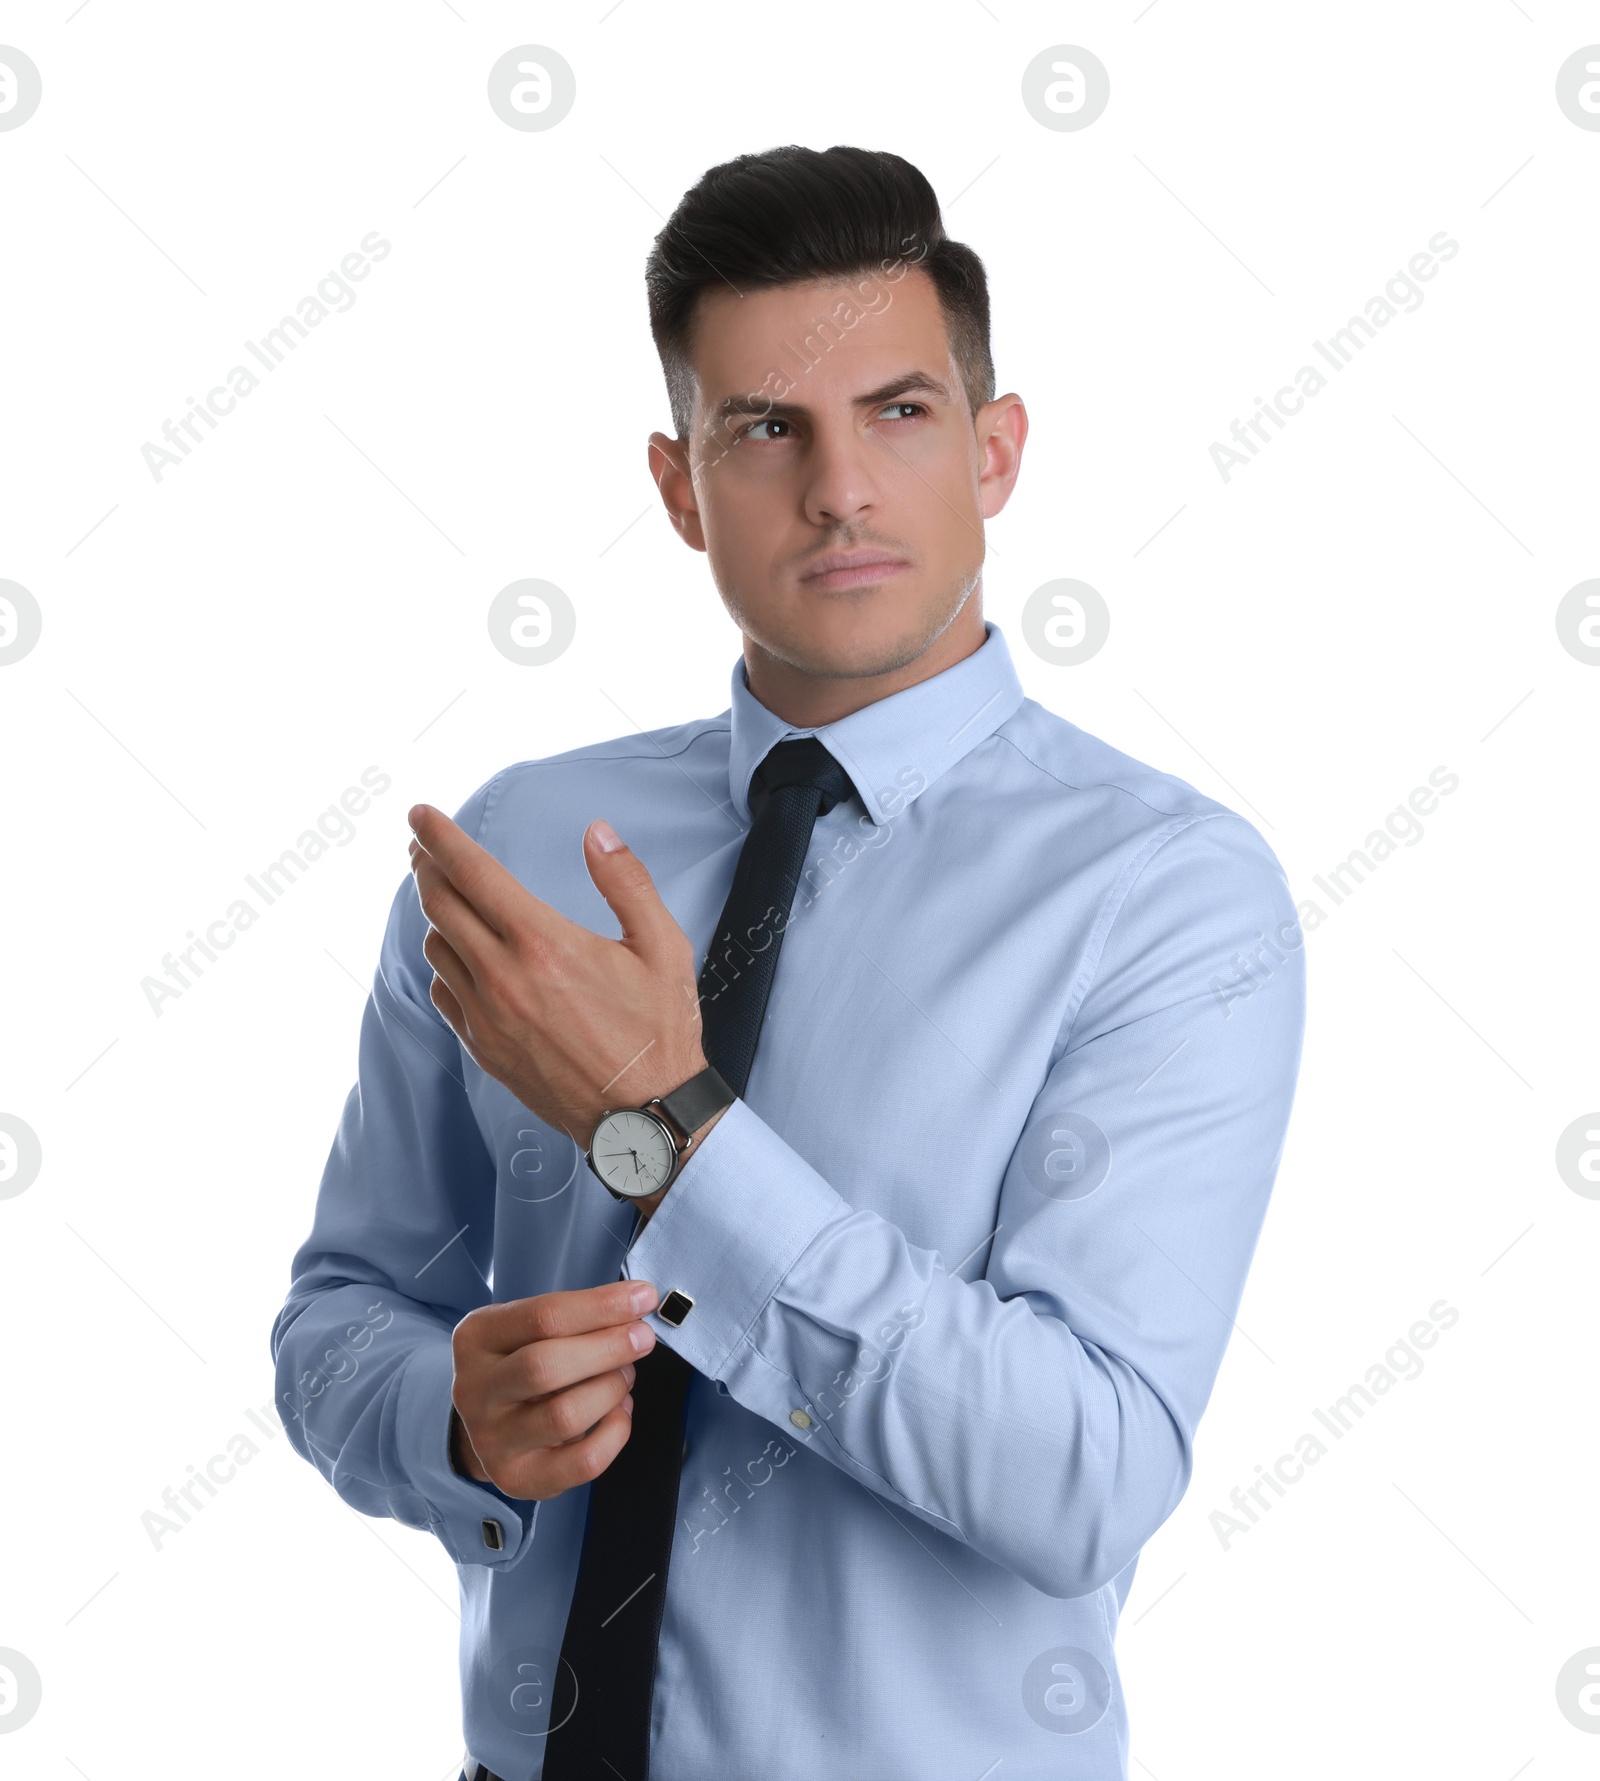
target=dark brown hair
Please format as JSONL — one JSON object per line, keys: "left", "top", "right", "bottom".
{"left": 644, "top": 144, "right": 994, "bottom": 444}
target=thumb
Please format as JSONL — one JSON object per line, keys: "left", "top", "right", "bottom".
{"left": 584, "top": 819, "right": 678, "bottom": 953}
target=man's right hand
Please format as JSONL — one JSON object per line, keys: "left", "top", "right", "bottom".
{"left": 449, "top": 1278, "right": 659, "bottom": 1500}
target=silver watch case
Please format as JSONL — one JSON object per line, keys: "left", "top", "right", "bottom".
{"left": 585, "top": 1101, "right": 688, "bottom": 1201}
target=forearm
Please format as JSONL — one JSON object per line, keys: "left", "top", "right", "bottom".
{"left": 623, "top": 1099, "right": 1191, "bottom": 1598}
{"left": 272, "top": 1279, "right": 536, "bottom": 1564}
{"left": 624, "top": 818, "right": 1305, "bottom": 1598}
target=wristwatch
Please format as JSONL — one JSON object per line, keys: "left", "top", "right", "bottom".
{"left": 585, "top": 1064, "right": 735, "bottom": 1202}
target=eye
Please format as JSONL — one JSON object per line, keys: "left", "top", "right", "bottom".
{"left": 738, "top": 417, "right": 792, "bottom": 442}
{"left": 878, "top": 401, "right": 927, "bottom": 422}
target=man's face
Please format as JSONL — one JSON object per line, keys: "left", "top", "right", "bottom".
{"left": 650, "top": 265, "right": 1026, "bottom": 681}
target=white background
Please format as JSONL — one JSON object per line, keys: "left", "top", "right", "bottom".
{"left": 2, "top": 3, "right": 1597, "bottom": 1776}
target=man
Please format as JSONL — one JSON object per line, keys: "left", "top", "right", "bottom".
{"left": 271, "top": 144, "right": 1305, "bottom": 1780}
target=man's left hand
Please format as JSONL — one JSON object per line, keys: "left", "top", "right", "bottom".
{"left": 407, "top": 806, "right": 709, "bottom": 1154}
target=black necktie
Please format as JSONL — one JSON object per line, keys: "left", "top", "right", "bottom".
{"left": 542, "top": 737, "right": 856, "bottom": 1779}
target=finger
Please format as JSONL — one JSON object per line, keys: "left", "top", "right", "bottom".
{"left": 464, "top": 1280, "right": 660, "bottom": 1357}
{"left": 421, "top": 920, "right": 481, "bottom": 1008}
{"left": 425, "top": 967, "right": 469, "bottom": 1042}
{"left": 486, "top": 1319, "right": 656, "bottom": 1411}
{"left": 515, "top": 1364, "right": 635, "bottom": 1452}
{"left": 410, "top": 803, "right": 574, "bottom": 946}
{"left": 421, "top": 923, "right": 521, "bottom": 1082}
{"left": 412, "top": 851, "right": 501, "bottom": 983}
{"left": 519, "top": 1402, "right": 635, "bottom": 1501}
{"left": 583, "top": 820, "right": 688, "bottom": 960}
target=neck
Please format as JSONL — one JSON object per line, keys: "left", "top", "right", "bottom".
{"left": 741, "top": 595, "right": 987, "bottom": 730}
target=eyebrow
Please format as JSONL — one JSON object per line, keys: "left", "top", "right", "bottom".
{"left": 709, "top": 370, "right": 956, "bottom": 423}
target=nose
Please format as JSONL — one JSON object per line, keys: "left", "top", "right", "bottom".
{"left": 800, "top": 418, "right": 883, "bottom": 530}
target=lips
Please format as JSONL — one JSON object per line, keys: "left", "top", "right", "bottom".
{"left": 799, "top": 550, "right": 909, "bottom": 591}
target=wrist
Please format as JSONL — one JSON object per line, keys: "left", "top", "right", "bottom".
{"left": 448, "top": 1405, "right": 488, "bottom": 1482}
{"left": 582, "top": 1049, "right": 711, "bottom": 1154}
{"left": 686, "top": 1099, "right": 728, "bottom": 1148}
{"left": 636, "top": 1101, "right": 727, "bottom": 1224}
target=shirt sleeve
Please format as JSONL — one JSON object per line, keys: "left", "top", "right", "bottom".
{"left": 622, "top": 809, "right": 1307, "bottom": 1601}
{"left": 268, "top": 773, "right": 537, "bottom": 1569}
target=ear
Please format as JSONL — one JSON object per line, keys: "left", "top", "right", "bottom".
{"left": 648, "top": 431, "right": 708, "bottom": 553}
{"left": 976, "top": 393, "right": 1028, "bottom": 522}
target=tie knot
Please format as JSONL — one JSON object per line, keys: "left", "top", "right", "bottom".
{"left": 749, "top": 736, "right": 855, "bottom": 821}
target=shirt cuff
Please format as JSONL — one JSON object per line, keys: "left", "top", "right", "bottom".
{"left": 395, "top": 1338, "right": 538, "bottom": 1568}
{"left": 621, "top": 1094, "right": 846, "bottom": 1379}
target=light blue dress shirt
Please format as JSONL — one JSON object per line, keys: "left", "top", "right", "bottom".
{"left": 271, "top": 618, "right": 1305, "bottom": 1779}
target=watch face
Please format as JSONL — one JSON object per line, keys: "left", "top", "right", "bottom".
{"left": 589, "top": 1109, "right": 677, "bottom": 1198}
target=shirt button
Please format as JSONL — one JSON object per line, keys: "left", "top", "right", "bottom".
{"left": 789, "top": 1409, "right": 812, "bottom": 1430}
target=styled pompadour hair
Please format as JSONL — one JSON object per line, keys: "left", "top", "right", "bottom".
{"left": 644, "top": 144, "right": 994, "bottom": 443}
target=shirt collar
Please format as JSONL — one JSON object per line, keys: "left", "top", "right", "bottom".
{"left": 725, "top": 619, "right": 1026, "bottom": 828}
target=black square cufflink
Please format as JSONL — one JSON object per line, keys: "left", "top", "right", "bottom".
{"left": 657, "top": 1289, "right": 695, "bottom": 1328}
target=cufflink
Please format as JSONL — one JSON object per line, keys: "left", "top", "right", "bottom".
{"left": 657, "top": 1289, "right": 695, "bottom": 1328}
{"left": 481, "top": 1518, "right": 504, "bottom": 1551}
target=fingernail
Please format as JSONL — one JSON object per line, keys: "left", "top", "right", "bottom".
{"left": 408, "top": 805, "right": 427, "bottom": 829}
{"left": 591, "top": 818, "right": 626, "bottom": 854}
{"left": 629, "top": 1321, "right": 656, "bottom": 1353}
{"left": 629, "top": 1282, "right": 658, "bottom": 1314}
{"left": 621, "top": 1362, "right": 637, "bottom": 1385}
{"left": 623, "top": 1394, "right": 634, "bottom": 1415}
